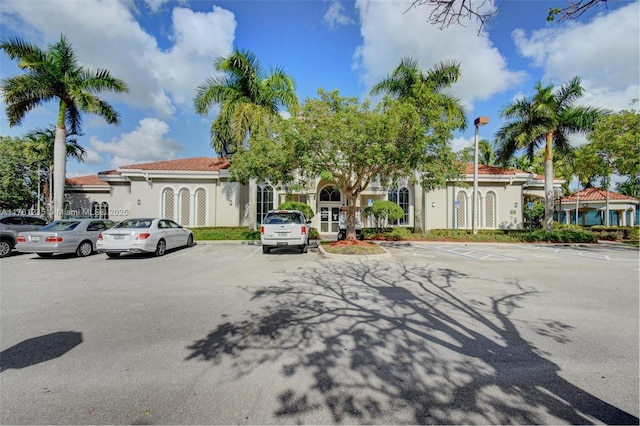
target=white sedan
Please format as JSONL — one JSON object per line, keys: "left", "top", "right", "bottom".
{"left": 96, "top": 218, "right": 194, "bottom": 258}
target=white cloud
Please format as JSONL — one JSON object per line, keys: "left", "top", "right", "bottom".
{"left": 90, "top": 117, "right": 185, "bottom": 168}
{"left": 82, "top": 149, "right": 103, "bottom": 165}
{"left": 353, "top": 0, "right": 526, "bottom": 112}
{"left": 0, "top": 0, "right": 236, "bottom": 117}
{"left": 324, "top": 0, "right": 355, "bottom": 30}
{"left": 512, "top": 2, "right": 640, "bottom": 111}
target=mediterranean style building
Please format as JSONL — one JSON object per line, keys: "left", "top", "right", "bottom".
{"left": 64, "top": 156, "right": 636, "bottom": 232}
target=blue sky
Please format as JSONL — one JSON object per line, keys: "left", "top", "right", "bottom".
{"left": 1, "top": 0, "right": 638, "bottom": 180}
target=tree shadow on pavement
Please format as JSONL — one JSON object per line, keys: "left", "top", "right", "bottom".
{"left": 185, "top": 259, "right": 638, "bottom": 424}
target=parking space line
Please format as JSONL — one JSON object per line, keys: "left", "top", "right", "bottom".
{"left": 411, "top": 244, "right": 521, "bottom": 261}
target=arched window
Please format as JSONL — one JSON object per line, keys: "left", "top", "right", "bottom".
{"left": 257, "top": 184, "right": 274, "bottom": 225}
{"left": 91, "top": 201, "right": 108, "bottom": 218}
{"left": 320, "top": 186, "right": 341, "bottom": 202}
{"left": 485, "top": 191, "right": 496, "bottom": 228}
{"left": 456, "top": 192, "right": 467, "bottom": 228}
{"left": 179, "top": 188, "right": 191, "bottom": 226}
{"left": 162, "top": 188, "right": 175, "bottom": 220}
{"left": 388, "top": 187, "right": 409, "bottom": 225}
{"left": 195, "top": 188, "right": 206, "bottom": 227}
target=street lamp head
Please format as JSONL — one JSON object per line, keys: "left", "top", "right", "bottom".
{"left": 474, "top": 116, "right": 490, "bottom": 126}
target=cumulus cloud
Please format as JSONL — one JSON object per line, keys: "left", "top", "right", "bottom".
{"left": 90, "top": 118, "right": 185, "bottom": 169}
{"left": 324, "top": 0, "right": 355, "bottom": 30}
{"left": 512, "top": 2, "right": 640, "bottom": 111}
{"left": 0, "top": 0, "right": 236, "bottom": 117}
{"left": 353, "top": 0, "right": 526, "bottom": 112}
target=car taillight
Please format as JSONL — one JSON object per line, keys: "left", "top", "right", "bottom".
{"left": 301, "top": 226, "right": 307, "bottom": 234}
{"left": 98, "top": 233, "right": 103, "bottom": 240}
{"left": 17, "top": 236, "right": 25, "bottom": 243}
{"left": 136, "top": 233, "right": 151, "bottom": 240}
{"left": 260, "top": 226, "right": 264, "bottom": 235}
{"left": 45, "top": 236, "right": 63, "bottom": 243}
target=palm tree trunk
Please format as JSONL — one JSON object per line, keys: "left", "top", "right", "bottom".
{"left": 53, "top": 104, "right": 67, "bottom": 220}
{"left": 544, "top": 133, "right": 554, "bottom": 231}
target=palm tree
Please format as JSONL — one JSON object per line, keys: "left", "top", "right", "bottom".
{"left": 495, "top": 77, "right": 608, "bottom": 230}
{"left": 23, "top": 126, "right": 87, "bottom": 217}
{"left": 1, "top": 35, "right": 128, "bottom": 220}
{"left": 370, "top": 57, "right": 467, "bottom": 131}
{"left": 194, "top": 48, "right": 298, "bottom": 159}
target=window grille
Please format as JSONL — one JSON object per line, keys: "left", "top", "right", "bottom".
{"left": 196, "top": 188, "right": 206, "bottom": 227}
{"left": 179, "top": 188, "right": 190, "bottom": 226}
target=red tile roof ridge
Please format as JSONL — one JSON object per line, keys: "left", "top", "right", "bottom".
{"left": 118, "top": 157, "right": 230, "bottom": 172}
{"left": 65, "top": 175, "right": 108, "bottom": 186}
{"left": 559, "top": 187, "right": 639, "bottom": 202}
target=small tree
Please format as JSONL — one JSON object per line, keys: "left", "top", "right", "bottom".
{"left": 362, "top": 200, "right": 404, "bottom": 233}
{"left": 277, "top": 201, "right": 314, "bottom": 221}
{"left": 231, "top": 89, "right": 463, "bottom": 240}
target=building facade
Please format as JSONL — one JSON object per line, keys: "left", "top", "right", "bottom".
{"left": 64, "top": 157, "right": 572, "bottom": 232}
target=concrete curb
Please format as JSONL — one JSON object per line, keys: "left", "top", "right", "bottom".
{"left": 317, "top": 241, "right": 391, "bottom": 260}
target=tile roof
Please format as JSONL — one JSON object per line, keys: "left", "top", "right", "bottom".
{"left": 464, "top": 163, "right": 518, "bottom": 175}
{"left": 119, "top": 157, "right": 230, "bottom": 172}
{"left": 559, "top": 187, "right": 639, "bottom": 202}
{"left": 66, "top": 175, "right": 108, "bottom": 186}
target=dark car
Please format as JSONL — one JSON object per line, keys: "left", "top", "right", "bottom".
{"left": 0, "top": 215, "right": 49, "bottom": 258}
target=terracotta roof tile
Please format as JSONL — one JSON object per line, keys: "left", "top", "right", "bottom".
{"left": 119, "top": 157, "right": 230, "bottom": 172}
{"left": 559, "top": 187, "right": 639, "bottom": 202}
{"left": 463, "top": 163, "right": 518, "bottom": 175}
{"left": 66, "top": 175, "right": 108, "bottom": 186}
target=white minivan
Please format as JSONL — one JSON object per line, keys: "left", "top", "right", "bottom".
{"left": 260, "top": 210, "right": 310, "bottom": 254}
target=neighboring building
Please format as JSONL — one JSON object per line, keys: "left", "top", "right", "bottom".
{"left": 65, "top": 157, "right": 565, "bottom": 232}
{"left": 555, "top": 187, "right": 639, "bottom": 226}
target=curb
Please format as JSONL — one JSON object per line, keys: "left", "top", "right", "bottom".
{"left": 317, "top": 241, "right": 391, "bottom": 259}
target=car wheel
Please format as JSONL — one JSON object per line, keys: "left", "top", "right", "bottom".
{"left": 301, "top": 244, "right": 308, "bottom": 254}
{"left": 37, "top": 253, "right": 53, "bottom": 258}
{"left": 106, "top": 252, "right": 120, "bottom": 258}
{"left": 0, "top": 240, "right": 12, "bottom": 258}
{"left": 76, "top": 240, "right": 93, "bottom": 257}
{"left": 262, "top": 245, "right": 270, "bottom": 254}
{"left": 155, "top": 239, "right": 166, "bottom": 257}
{"left": 187, "top": 234, "right": 194, "bottom": 247}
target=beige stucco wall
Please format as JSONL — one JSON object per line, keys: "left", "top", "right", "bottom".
{"left": 67, "top": 173, "right": 532, "bottom": 230}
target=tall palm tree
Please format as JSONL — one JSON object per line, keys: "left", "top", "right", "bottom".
{"left": 370, "top": 57, "right": 467, "bottom": 131}
{"left": 23, "top": 126, "right": 87, "bottom": 216}
{"left": 194, "top": 48, "right": 298, "bottom": 159}
{"left": 1, "top": 35, "right": 128, "bottom": 220}
{"left": 495, "top": 77, "right": 608, "bottom": 230}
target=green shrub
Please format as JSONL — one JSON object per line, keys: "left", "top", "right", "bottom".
{"left": 309, "top": 227, "right": 320, "bottom": 240}
{"left": 523, "top": 229, "right": 597, "bottom": 243}
{"left": 277, "top": 201, "right": 314, "bottom": 220}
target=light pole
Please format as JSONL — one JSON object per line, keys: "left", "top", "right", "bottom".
{"left": 472, "top": 116, "right": 489, "bottom": 234}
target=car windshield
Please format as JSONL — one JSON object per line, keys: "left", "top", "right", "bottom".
{"left": 114, "top": 219, "right": 152, "bottom": 229}
{"left": 41, "top": 221, "right": 80, "bottom": 231}
{"left": 264, "top": 212, "right": 303, "bottom": 225}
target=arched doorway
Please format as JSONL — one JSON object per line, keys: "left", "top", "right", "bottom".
{"left": 318, "top": 185, "right": 342, "bottom": 233}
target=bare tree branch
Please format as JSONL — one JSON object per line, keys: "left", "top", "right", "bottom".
{"left": 408, "top": 0, "right": 616, "bottom": 32}
{"left": 407, "top": 0, "right": 497, "bottom": 33}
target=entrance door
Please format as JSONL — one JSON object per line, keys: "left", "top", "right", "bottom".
{"left": 319, "top": 206, "right": 341, "bottom": 233}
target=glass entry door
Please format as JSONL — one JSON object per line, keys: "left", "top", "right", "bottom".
{"left": 320, "top": 206, "right": 341, "bottom": 233}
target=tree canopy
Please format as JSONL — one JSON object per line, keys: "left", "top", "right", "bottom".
{"left": 230, "top": 89, "right": 463, "bottom": 240}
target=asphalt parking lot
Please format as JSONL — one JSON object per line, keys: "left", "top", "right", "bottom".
{"left": 1, "top": 242, "right": 638, "bottom": 424}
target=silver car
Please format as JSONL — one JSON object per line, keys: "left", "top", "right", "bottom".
{"left": 96, "top": 218, "right": 194, "bottom": 258}
{"left": 0, "top": 215, "right": 49, "bottom": 258}
{"left": 15, "top": 219, "right": 116, "bottom": 257}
